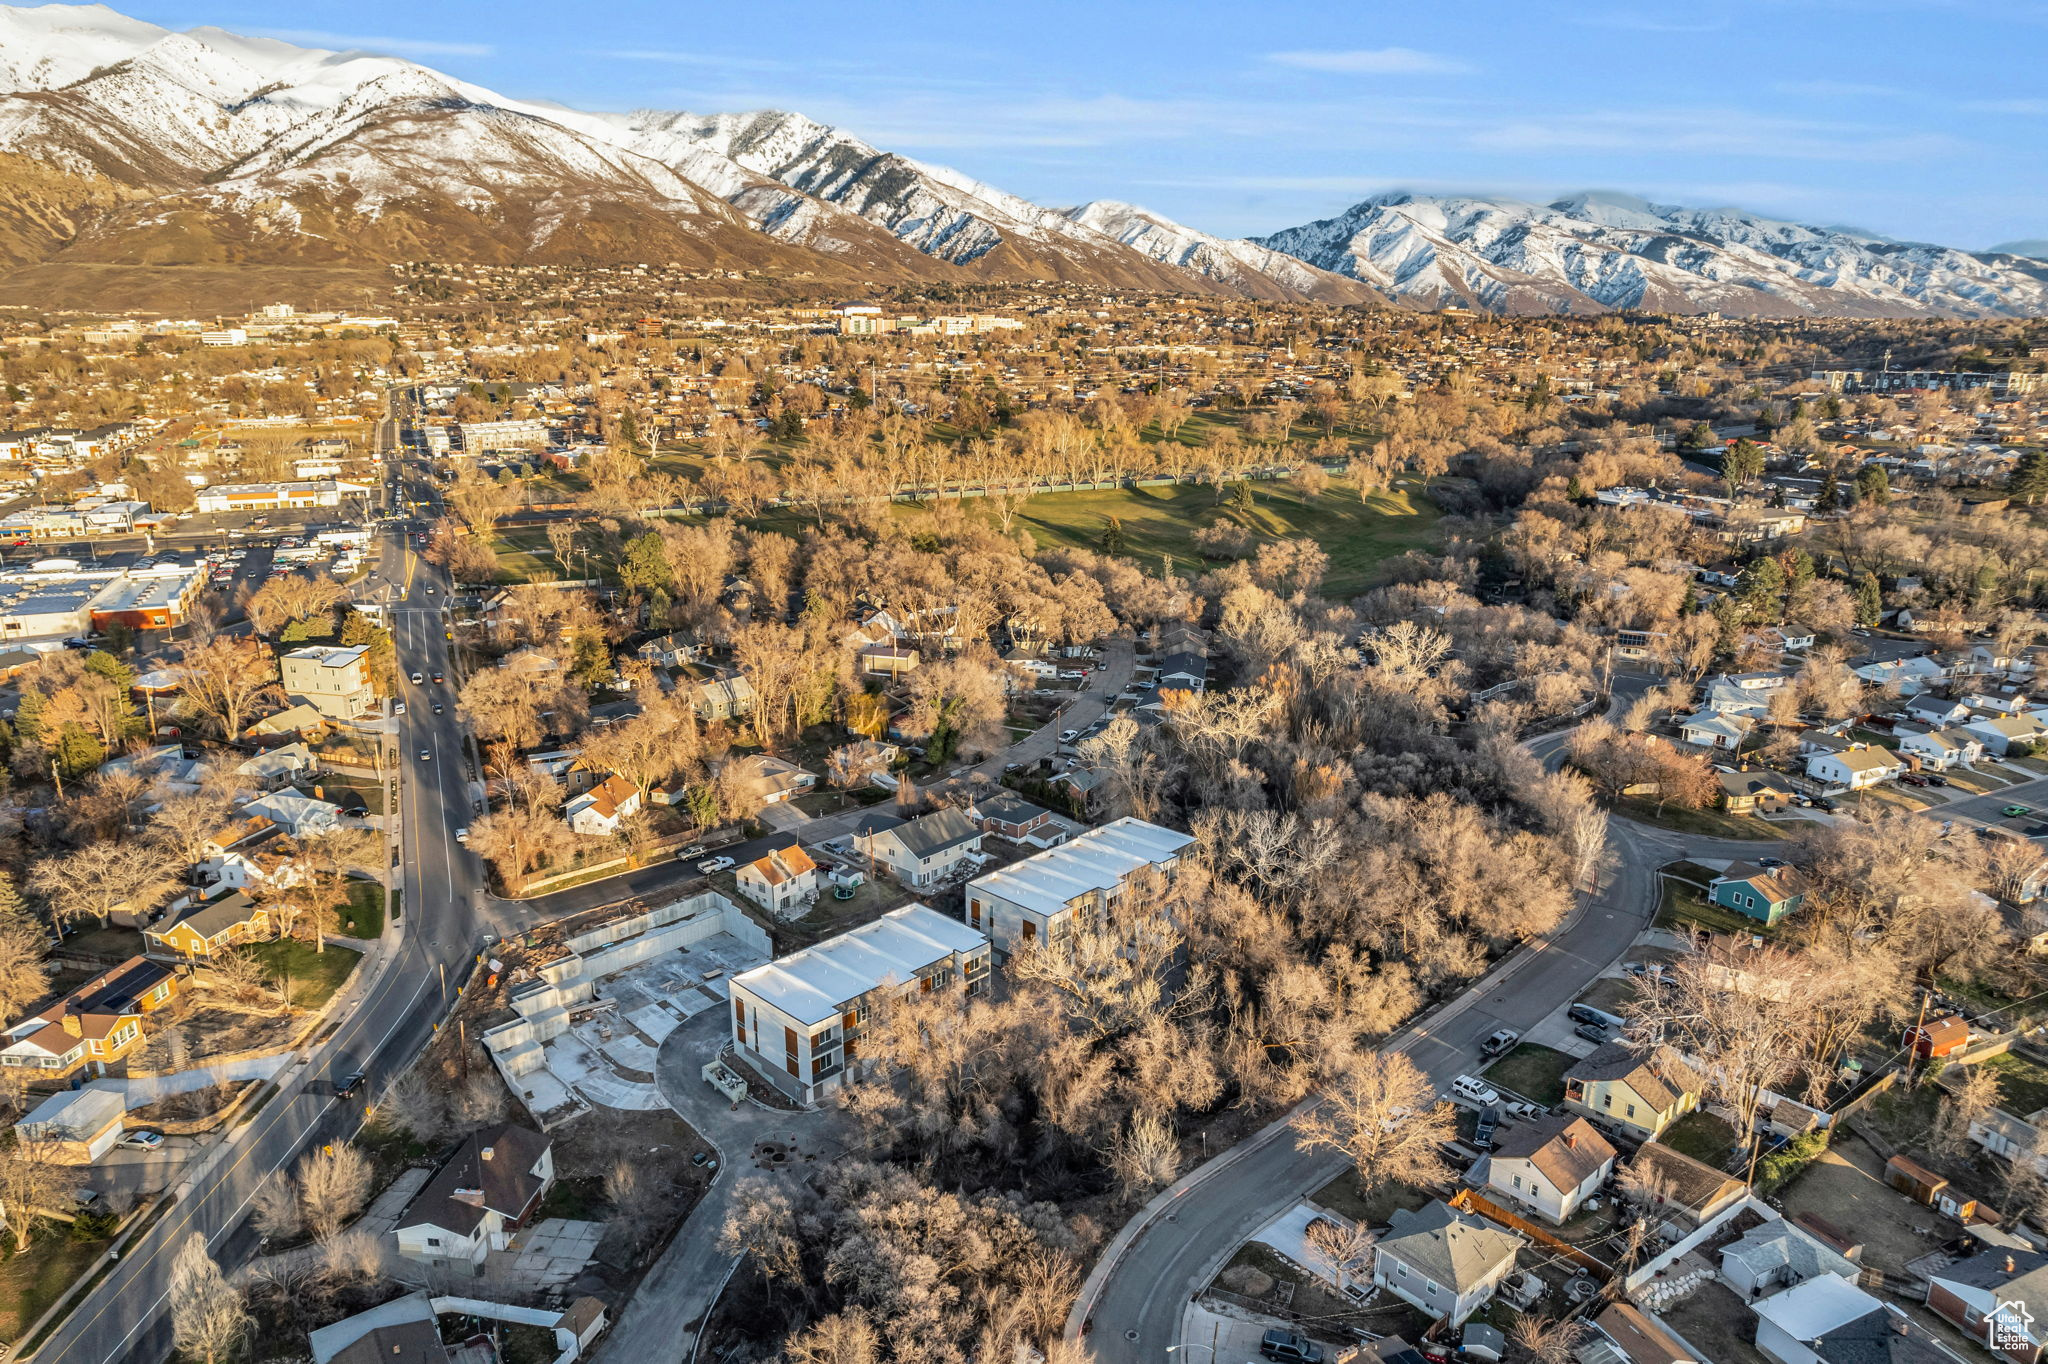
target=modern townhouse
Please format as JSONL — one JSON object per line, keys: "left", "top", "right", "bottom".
{"left": 963, "top": 817, "right": 1195, "bottom": 953}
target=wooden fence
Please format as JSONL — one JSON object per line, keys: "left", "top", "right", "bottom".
{"left": 1448, "top": 1189, "right": 1613, "bottom": 1280}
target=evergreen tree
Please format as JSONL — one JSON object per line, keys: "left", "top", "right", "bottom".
{"left": 1101, "top": 515, "right": 1126, "bottom": 556}
{"left": 1739, "top": 557, "right": 1787, "bottom": 621}
{"left": 1721, "top": 439, "right": 1766, "bottom": 492}
{"left": 53, "top": 723, "right": 103, "bottom": 779}
{"left": 0, "top": 870, "right": 27, "bottom": 925}
{"left": 1855, "top": 572, "right": 1884, "bottom": 627}
{"left": 2009, "top": 449, "right": 2048, "bottom": 505}
{"left": 12, "top": 690, "right": 44, "bottom": 746}
{"left": 1229, "top": 480, "right": 1255, "bottom": 512}
{"left": 1818, "top": 467, "right": 1840, "bottom": 509}
{"left": 1855, "top": 465, "right": 1892, "bottom": 506}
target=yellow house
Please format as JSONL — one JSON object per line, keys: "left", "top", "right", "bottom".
{"left": 145, "top": 891, "right": 273, "bottom": 960}
{"left": 1562, "top": 1043, "right": 1703, "bottom": 1140}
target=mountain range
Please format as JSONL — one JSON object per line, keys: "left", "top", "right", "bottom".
{"left": 0, "top": 2, "right": 2039, "bottom": 317}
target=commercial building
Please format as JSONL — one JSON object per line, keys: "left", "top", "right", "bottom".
{"left": 194, "top": 479, "right": 370, "bottom": 513}
{"left": 281, "top": 643, "right": 375, "bottom": 719}
{"left": 87, "top": 567, "right": 205, "bottom": 631}
{"left": 455, "top": 419, "right": 549, "bottom": 452}
{"left": 729, "top": 904, "right": 990, "bottom": 1105}
{"left": 963, "top": 817, "right": 1195, "bottom": 953}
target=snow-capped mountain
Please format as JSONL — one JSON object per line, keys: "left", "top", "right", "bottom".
{"left": 1256, "top": 191, "right": 2048, "bottom": 319}
{"left": 0, "top": 4, "right": 2036, "bottom": 316}
{"left": 1063, "top": 201, "right": 1376, "bottom": 304}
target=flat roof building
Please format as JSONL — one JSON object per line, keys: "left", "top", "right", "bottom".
{"left": 964, "top": 816, "right": 1195, "bottom": 952}
{"left": 729, "top": 903, "right": 989, "bottom": 1105}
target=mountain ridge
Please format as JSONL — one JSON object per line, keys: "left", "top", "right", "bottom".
{"left": 0, "top": 3, "right": 2036, "bottom": 316}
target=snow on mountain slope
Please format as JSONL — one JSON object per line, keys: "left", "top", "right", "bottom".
{"left": 1064, "top": 200, "right": 1379, "bottom": 303}
{"left": 0, "top": 1, "right": 166, "bottom": 90}
{"left": 1257, "top": 191, "right": 2048, "bottom": 319}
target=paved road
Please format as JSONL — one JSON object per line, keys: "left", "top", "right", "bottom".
{"left": 1065, "top": 667, "right": 1746, "bottom": 1358}
{"left": 33, "top": 462, "right": 502, "bottom": 1364}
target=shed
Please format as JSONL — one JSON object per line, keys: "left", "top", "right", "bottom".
{"left": 1885, "top": 1153, "right": 1984, "bottom": 1222}
{"left": 1461, "top": 1323, "right": 1505, "bottom": 1363}
{"left": 1906, "top": 1014, "right": 1971, "bottom": 1058}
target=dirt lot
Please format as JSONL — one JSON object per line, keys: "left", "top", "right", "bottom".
{"left": 128, "top": 996, "right": 297, "bottom": 1069}
{"left": 1776, "top": 1131, "right": 1952, "bottom": 1276}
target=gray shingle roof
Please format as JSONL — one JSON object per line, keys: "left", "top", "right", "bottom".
{"left": 1379, "top": 1200, "right": 1522, "bottom": 1292}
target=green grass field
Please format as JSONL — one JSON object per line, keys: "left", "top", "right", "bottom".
{"left": 1484, "top": 1043, "right": 1577, "bottom": 1105}
{"left": 242, "top": 939, "right": 359, "bottom": 1010}
{"left": 0, "top": 1230, "right": 109, "bottom": 1343}
{"left": 340, "top": 881, "right": 386, "bottom": 939}
{"left": 1660, "top": 1111, "right": 1740, "bottom": 1167}
{"left": 1007, "top": 477, "right": 1438, "bottom": 599}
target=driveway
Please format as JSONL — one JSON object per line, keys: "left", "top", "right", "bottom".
{"left": 597, "top": 1008, "right": 856, "bottom": 1364}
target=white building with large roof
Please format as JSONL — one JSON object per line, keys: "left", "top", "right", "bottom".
{"left": 963, "top": 817, "right": 1196, "bottom": 953}
{"left": 728, "top": 903, "right": 989, "bottom": 1105}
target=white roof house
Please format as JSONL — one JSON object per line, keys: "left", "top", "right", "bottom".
{"left": 731, "top": 904, "right": 987, "bottom": 1028}
{"left": 966, "top": 818, "right": 1195, "bottom": 924}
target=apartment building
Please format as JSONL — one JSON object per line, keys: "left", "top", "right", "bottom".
{"left": 280, "top": 644, "right": 375, "bottom": 719}
{"left": 963, "top": 817, "right": 1195, "bottom": 952}
{"left": 728, "top": 905, "right": 990, "bottom": 1105}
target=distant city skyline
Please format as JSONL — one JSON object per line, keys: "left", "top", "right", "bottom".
{"left": 118, "top": 0, "right": 2047, "bottom": 249}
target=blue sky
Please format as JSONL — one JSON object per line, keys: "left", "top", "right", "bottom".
{"left": 127, "top": 0, "right": 2047, "bottom": 248}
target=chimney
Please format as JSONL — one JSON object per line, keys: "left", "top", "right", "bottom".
{"left": 481, "top": 1145, "right": 495, "bottom": 1162}
{"left": 1564, "top": 1130, "right": 1578, "bottom": 1149}
{"left": 2009, "top": 1255, "right": 2018, "bottom": 1274}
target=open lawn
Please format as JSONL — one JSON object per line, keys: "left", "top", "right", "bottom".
{"left": 1610, "top": 797, "right": 1774, "bottom": 840}
{"left": 242, "top": 939, "right": 359, "bottom": 1011}
{"left": 0, "top": 1229, "right": 111, "bottom": 1342}
{"left": 1309, "top": 1171, "right": 1435, "bottom": 1229}
{"left": 1777, "top": 1132, "right": 1955, "bottom": 1277}
{"left": 339, "top": 881, "right": 386, "bottom": 939}
{"left": 1660, "top": 1110, "right": 1740, "bottom": 1168}
{"left": 1656, "top": 876, "right": 1776, "bottom": 938}
{"left": 1944, "top": 767, "right": 2016, "bottom": 794}
{"left": 1576, "top": 976, "right": 1638, "bottom": 1015}
{"left": 1007, "top": 478, "right": 1439, "bottom": 599}
{"left": 1980, "top": 1052, "right": 2048, "bottom": 1117}
{"left": 1483, "top": 1043, "right": 1575, "bottom": 1106}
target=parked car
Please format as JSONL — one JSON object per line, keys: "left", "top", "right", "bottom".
{"left": 117, "top": 1129, "right": 165, "bottom": 1150}
{"left": 1756, "top": 856, "right": 1787, "bottom": 869}
{"left": 1504, "top": 1100, "right": 1548, "bottom": 1120}
{"left": 1901, "top": 773, "right": 1932, "bottom": 787}
{"left": 1058, "top": 670, "right": 1086, "bottom": 681}
{"left": 392, "top": 701, "right": 405, "bottom": 716}
{"left": 1473, "top": 1105, "right": 1501, "bottom": 1149}
{"left": 455, "top": 827, "right": 470, "bottom": 843}
{"left": 1814, "top": 797, "right": 1838, "bottom": 812}
{"left": 1575, "top": 1022, "right": 1612, "bottom": 1044}
{"left": 1260, "top": 1331, "right": 1324, "bottom": 1364}
{"left": 2006, "top": 804, "right": 2033, "bottom": 818}
{"left": 1480, "top": 1028, "right": 1520, "bottom": 1058}
{"left": 1568, "top": 1003, "right": 1618, "bottom": 1027}
{"left": 696, "top": 855, "right": 737, "bottom": 874}
{"left": 1449, "top": 1075, "right": 1499, "bottom": 1106}
{"left": 1924, "top": 773, "right": 1950, "bottom": 787}
{"left": 1059, "top": 729, "right": 1079, "bottom": 742}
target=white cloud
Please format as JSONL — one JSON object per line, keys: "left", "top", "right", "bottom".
{"left": 1965, "top": 97, "right": 2048, "bottom": 114}
{"left": 1263, "top": 48, "right": 1473, "bottom": 75}
{"left": 251, "top": 28, "right": 493, "bottom": 57}
{"left": 1567, "top": 11, "right": 1730, "bottom": 31}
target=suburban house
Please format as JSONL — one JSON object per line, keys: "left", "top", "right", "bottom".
{"left": 734, "top": 845, "right": 821, "bottom": 916}
{"left": 1719, "top": 769, "right": 1799, "bottom": 816}
{"left": 849, "top": 807, "right": 984, "bottom": 886}
{"left": 1753, "top": 1275, "right": 1964, "bottom": 1364}
{"left": 857, "top": 643, "right": 920, "bottom": 678}
{"left": 0, "top": 957, "right": 179, "bottom": 1076}
{"left": 1906, "top": 1014, "right": 1973, "bottom": 1059}
{"left": 1854, "top": 655, "right": 1947, "bottom": 695}
{"left": 1478, "top": 1114, "right": 1617, "bottom": 1223}
{"left": 279, "top": 644, "right": 375, "bottom": 720}
{"left": 724, "top": 753, "right": 817, "bottom": 805}
{"left": 728, "top": 904, "right": 990, "bottom": 1105}
{"left": 967, "top": 792, "right": 1069, "bottom": 847}
{"left": 236, "top": 742, "right": 315, "bottom": 783}
{"left": 1563, "top": 1043, "right": 1703, "bottom": 1140}
{"left": 828, "top": 739, "right": 901, "bottom": 786}
{"left": 1155, "top": 652, "right": 1209, "bottom": 693}
{"left": 636, "top": 633, "right": 703, "bottom": 669}
{"left": 1586, "top": 1304, "right": 1701, "bottom": 1364}
{"left": 16, "top": 1087, "right": 127, "bottom": 1163}
{"left": 564, "top": 773, "right": 641, "bottom": 836}
{"left": 964, "top": 817, "right": 1196, "bottom": 953}
{"left": 1710, "top": 863, "right": 1809, "bottom": 926}
{"left": 146, "top": 890, "right": 272, "bottom": 959}
{"left": 1898, "top": 727, "right": 1987, "bottom": 770}
{"left": 1965, "top": 713, "right": 2048, "bottom": 757}
{"left": 1623, "top": 1143, "right": 1746, "bottom": 1233}
{"left": 1370, "top": 1200, "right": 1524, "bottom": 1325}
{"left": 1704, "top": 671, "right": 1791, "bottom": 717}
{"left": 394, "top": 1124, "right": 554, "bottom": 1272}
{"left": 245, "top": 701, "right": 329, "bottom": 741}
{"left": 1719, "top": 1217, "right": 1858, "bottom": 1298}
{"left": 240, "top": 790, "right": 343, "bottom": 838}
{"left": 1905, "top": 695, "right": 1975, "bottom": 729}
{"left": 690, "top": 675, "right": 757, "bottom": 723}
{"left": 1806, "top": 743, "right": 1907, "bottom": 790}
{"left": 1925, "top": 1247, "right": 2048, "bottom": 1362}
{"left": 1680, "top": 711, "right": 1754, "bottom": 751}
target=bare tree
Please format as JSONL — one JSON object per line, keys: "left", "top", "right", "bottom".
{"left": 169, "top": 1233, "right": 250, "bottom": 1364}
{"left": 320, "top": 1227, "right": 388, "bottom": 1286}
{"left": 1292, "top": 1053, "right": 1454, "bottom": 1199}
{"left": 0, "top": 1134, "right": 67, "bottom": 1250}
{"left": 1105, "top": 1113, "right": 1180, "bottom": 1200}
{"left": 251, "top": 1170, "right": 302, "bottom": 1242}
{"left": 1932, "top": 1068, "right": 2004, "bottom": 1159}
{"left": 297, "top": 1142, "right": 372, "bottom": 1242}
{"left": 1302, "top": 1216, "right": 1377, "bottom": 1294}
{"left": 176, "top": 635, "right": 279, "bottom": 740}
{"left": 1509, "top": 1315, "right": 1587, "bottom": 1364}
